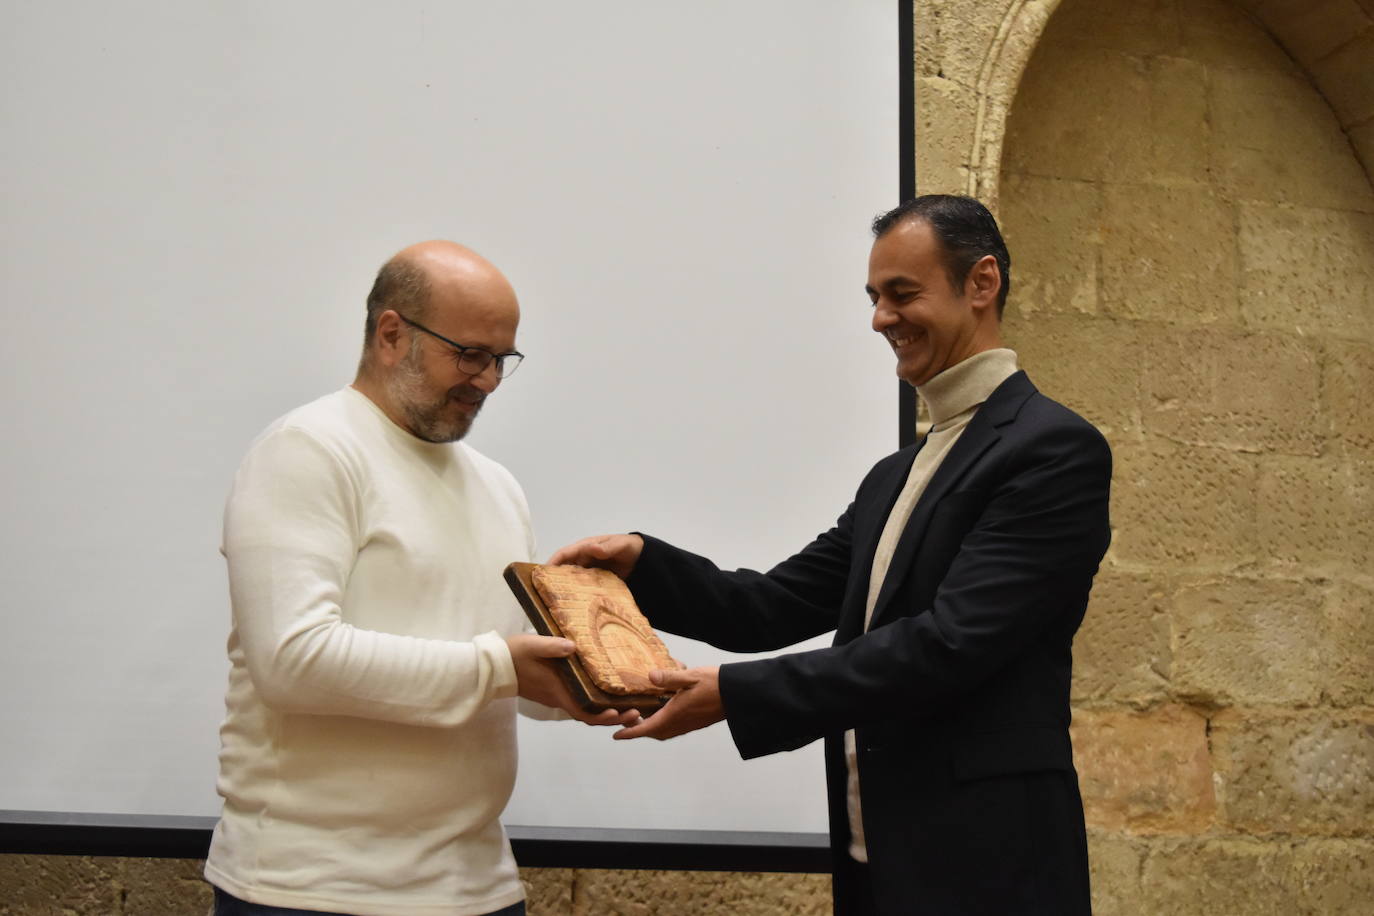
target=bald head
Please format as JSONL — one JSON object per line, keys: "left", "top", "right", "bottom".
{"left": 352, "top": 241, "right": 521, "bottom": 442}
{"left": 359, "top": 240, "right": 519, "bottom": 374}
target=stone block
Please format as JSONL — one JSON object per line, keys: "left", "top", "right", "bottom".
{"left": 1310, "top": 30, "right": 1374, "bottom": 128}
{"left": 1177, "top": 0, "right": 1304, "bottom": 73}
{"left": 1140, "top": 329, "right": 1322, "bottom": 456}
{"left": 1255, "top": 453, "right": 1374, "bottom": 578}
{"left": 1325, "top": 340, "right": 1374, "bottom": 455}
{"left": 1041, "top": 0, "right": 1182, "bottom": 59}
{"left": 1208, "top": 67, "right": 1374, "bottom": 211}
{"left": 911, "top": 0, "right": 1007, "bottom": 89}
{"left": 0, "top": 854, "right": 121, "bottom": 914}
{"left": 1070, "top": 705, "right": 1215, "bottom": 833}
{"left": 1071, "top": 570, "right": 1171, "bottom": 704}
{"left": 1139, "top": 56, "right": 1212, "bottom": 188}
{"left": 1324, "top": 581, "right": 1374, "bottom": 706}
{"left": 570, "top": 869, "right": 831, "bottom": 916}
{"left": 1140, "top": 836, "right": 1374, "bottom": 915}
{"left": 1085, "top": 830, "right": 1144, "bottom": 916}
{"left": 913, "top": 0, "right": 942, "bottom": 81}
{"left": 1005, "top": 16, "right": 1212, "bottom": 188}
{"left": 1108, "top": 439, "right": 1259, "bottom": 570}
{"left": 997, "top": 173, "right": 1103, "bottom": 317}
{"left": 524, "top": 867, "right": 574, "bottom": 916}
{"left": 914, "top": 75, "right": 977, "bottom": 196}
{"left": 1171, "top": 576, "right": 1326, "bottom": 705}
{"left": 1003, "top": 314, "right": 1143, "bottom": 439}
{"left": 1290, "top": 839, "right": 1374, "bottom": 914}
{"left": 1239, "top": 203, "right": 1374, "bottom": 343}
{"left": 1003, "top": 46, "right": 1153, "bottom": 183}
{"left": 113, "top": 857, "right": 213, "bottom": 915}
{"left": 1210, "top": 709, "right": 1374, "bottom": 834}
{"left": 1252, "top": 0, "right": 1373, "bottom": 66}
{"left": 1141, "top": 838, "right": 1307, "bottom": 916}
{"left": 1100, "top": 185, "right": 1239, "bottom": 325}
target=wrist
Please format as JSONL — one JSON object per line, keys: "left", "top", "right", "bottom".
{"left": 480, "top": 631, "right": 519, "bottom": 699}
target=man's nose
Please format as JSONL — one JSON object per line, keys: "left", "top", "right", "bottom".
{"left": 871, "top": 302, "right": 895, "bottom": 333}
{"left": 469, "top": 361, "right": 501, "bottom": 393}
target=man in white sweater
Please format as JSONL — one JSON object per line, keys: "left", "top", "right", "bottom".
{"left": 205, "top": 242, "right": 634, "bottom": 916}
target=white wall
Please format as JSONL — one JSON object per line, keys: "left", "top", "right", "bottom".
{"left": 0, "top": 1, "right": 896, "bottom": 833}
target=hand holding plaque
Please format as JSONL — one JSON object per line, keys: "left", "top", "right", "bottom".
{"left": 504, "top": 562, "right": 683, "bottom": 713}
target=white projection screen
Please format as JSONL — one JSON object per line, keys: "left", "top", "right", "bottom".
{"left": 0, "top": 1, "right": 897, "bottom": 838}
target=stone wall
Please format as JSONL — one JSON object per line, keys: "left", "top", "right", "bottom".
{"left": 992, "top": 0, "right": 1374, "bottom": 912}
{"left": 5, "top": 1, "right": 1372, "bottom": 913}
{"left": 0, "top": 857, "right": 832, "bottom": 915}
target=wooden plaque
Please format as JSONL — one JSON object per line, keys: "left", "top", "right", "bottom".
{"left": 503, "top": 562, "right": 672, "bottom": 714}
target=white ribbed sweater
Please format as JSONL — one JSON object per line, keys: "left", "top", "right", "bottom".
{"left": 205, "top": 387, "right": 534, "bottom": 916}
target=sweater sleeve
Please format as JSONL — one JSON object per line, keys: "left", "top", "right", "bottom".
{"left": 223, "top": 426, "right": 518, "bottom": 727}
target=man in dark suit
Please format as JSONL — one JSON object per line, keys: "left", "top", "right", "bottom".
{"left": 551, "top": 195, "right": 1111, "bottom": 915}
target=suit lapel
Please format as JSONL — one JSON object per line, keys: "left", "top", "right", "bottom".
{"left": 867, "top": 371, "right": 1036, "bottom": 629}
{"left": 836, "top": 440, "right": 922, "bottom": 644}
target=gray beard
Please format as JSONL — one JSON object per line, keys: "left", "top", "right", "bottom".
{"left": 388, "top": 345, "right": 479, "bottom": 443}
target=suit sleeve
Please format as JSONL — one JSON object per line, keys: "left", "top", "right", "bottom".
{"left": 719, "top": 421, "right": 1112, "bottom": 759}
{"left": 627, "top": 500, "right": 858, "bottom": 653}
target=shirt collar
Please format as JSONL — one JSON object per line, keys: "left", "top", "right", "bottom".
{"left": 916, "top": 348, "right": 1020, "bottom": 429}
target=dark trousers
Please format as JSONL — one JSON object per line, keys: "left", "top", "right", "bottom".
{"left": 838, "top": 860, "right": 882, "bottom": 916}
{"left": 835, "top": 770, "right": 1091, "bottom": 914}
{"left": 212, "top": 886, "right": 526, "bottom": 916}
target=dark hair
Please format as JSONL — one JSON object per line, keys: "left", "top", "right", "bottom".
{"left": 871, "top": 195, "right": 1011, "bottom": 317}
{"left": 363, "top": 256, "right": 431, "bottom": 346}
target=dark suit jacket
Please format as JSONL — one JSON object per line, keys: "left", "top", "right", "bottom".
{"left": 626, "top": 371, "right": 1112, "bottom": 915}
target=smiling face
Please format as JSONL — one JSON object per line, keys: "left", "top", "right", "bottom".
{"left": 866, "top": 217, "right": 1003, "bottom": 387}
{"left": 358, "top": 241, "right": 520, "bottom": 443}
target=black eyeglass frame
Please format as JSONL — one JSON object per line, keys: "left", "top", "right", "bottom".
{"left": 398, "top": 315, "right": 525, "bottom": 379}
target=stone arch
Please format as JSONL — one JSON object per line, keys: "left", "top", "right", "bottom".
{"left": 966, "top": 0, "right": 1065, "bottom": 210}
{"left": 960, "top": 0, "right": 1374, "bottom": 211}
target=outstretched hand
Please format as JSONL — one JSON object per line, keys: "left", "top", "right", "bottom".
{"left": 548, "top": 534, "right": 645, "bottom": 580}
{"left": 613, "top": 666, "right": 724, "bottom": 741}
{"left": 507, "top": 634, "right": 640, "bottom": 727}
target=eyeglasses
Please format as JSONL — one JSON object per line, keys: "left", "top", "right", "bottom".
{"left": 399, "top": 315, "right": 525, "bottom": 379}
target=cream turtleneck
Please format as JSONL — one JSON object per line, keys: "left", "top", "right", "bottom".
{"left": 846, "top": 347, "right": 1019, "bottom": 863}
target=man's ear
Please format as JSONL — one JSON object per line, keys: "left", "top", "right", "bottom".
{"left": 373, "top": 310, "right": 409, "bottom": 368}
{"left": 966, "top": 254, "right": 1001, "bottom": 312}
